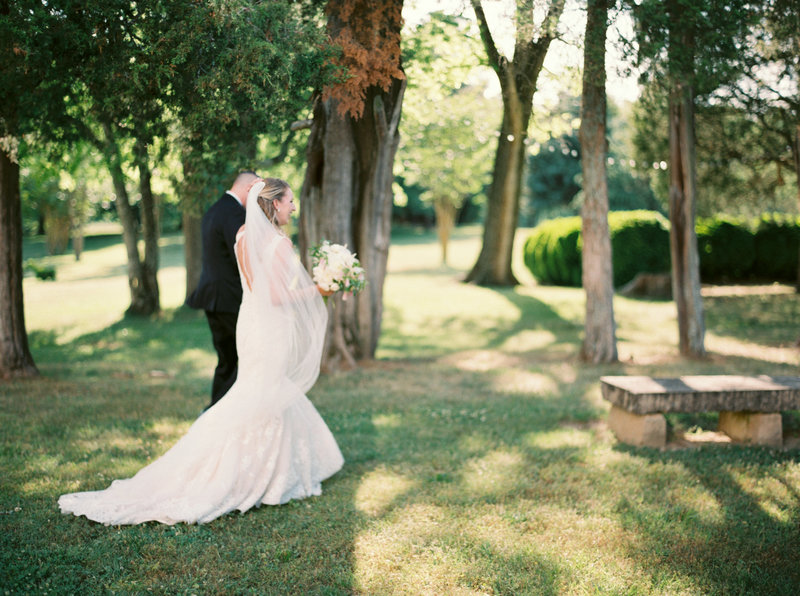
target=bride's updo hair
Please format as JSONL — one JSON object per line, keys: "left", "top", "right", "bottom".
{"left": 256, "top": 178, "right": 290, "bottom": 227}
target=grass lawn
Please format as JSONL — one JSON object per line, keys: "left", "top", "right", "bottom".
{"left": 2, "top": 225, "right": 799, "bottom": 595}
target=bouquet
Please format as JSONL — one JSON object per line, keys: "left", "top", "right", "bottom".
{"left": 310, "top": 240, "right": 367, "bottom": 296}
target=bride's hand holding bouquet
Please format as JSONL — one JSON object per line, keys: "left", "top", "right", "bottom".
{"left": 310, "top": 241, "right": 366, "bottom": 301}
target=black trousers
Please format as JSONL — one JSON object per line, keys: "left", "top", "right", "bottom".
{"left": 205, "top": 310, "right": 239, "bottom": 408}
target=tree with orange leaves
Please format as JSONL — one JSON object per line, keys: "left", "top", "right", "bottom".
{"left": 298, "top": 0, "right": 405, "bottom": 371}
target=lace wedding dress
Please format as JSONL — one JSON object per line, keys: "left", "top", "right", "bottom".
{"left": 59, "top": 182, "right": 343, "bottom": 525}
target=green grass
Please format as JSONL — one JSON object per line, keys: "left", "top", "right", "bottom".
{"left": 2, "top": 225, "right": 800, "bottom": 595}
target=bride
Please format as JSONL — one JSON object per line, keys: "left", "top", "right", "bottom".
{"left": 59, "top": 178, "right": 344, "bottom": 525}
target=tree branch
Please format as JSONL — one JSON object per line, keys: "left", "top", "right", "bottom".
{"left": 470, "top": 0, "right": 503, "bottom": 75}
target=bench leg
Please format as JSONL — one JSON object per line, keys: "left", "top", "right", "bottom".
{"left": 608, "top": 405, "right": 667, "bottom": 448}
{"left": 718, "top": 411, "right": 783, "bottom": 448}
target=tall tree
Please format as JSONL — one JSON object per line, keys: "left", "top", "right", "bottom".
{"left": 61, "top": 0, "right": 174, "bottom": 315}
{"left": 465, "top": 0, "right": 566, "bottom": 286}
{"left": 298, "top": 0, "right": 405, "bottom": 370}
{"left": 0, "top": 0, "right": 69, "bottom": 378}
{"left": 629, "top": 0, "right": 756, "bottom": 357}
{"left": 580, "top": 0, "right": 617, "bottom": 363}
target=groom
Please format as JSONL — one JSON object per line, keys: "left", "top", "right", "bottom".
{"left": 186, "top": 170, "right": 259, "bottom": 408}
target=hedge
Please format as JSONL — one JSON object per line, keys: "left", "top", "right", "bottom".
{"left": 696, "top": 216, "right": 755, "bottom": 282}
{"left": 523, "top": 210, "right": 670, "bottom": 287}
{"left": 523, "top": 211, "right": 800, "bottom": 287}
{"left": 752, "top": 214, "right": 800, "bottom": 281}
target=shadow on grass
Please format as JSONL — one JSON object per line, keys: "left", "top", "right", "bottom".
{"left": 703, "top": 291, "right": 800, "bottom": 347}
{"left": 612, "top": 445, "right": 800, "bottom": 594}
{"left": 23, "top": 233, "right": 187, "bottom": 282}
{"left": 380, "top": 283, "right": 583, "bottom": 361}
{"left": 28, "top": 306, "right": 210, "bottom": 376}
{"left": 1, "top": 321, "right": 374, "bottom": 594}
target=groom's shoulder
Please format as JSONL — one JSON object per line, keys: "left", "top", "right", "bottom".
{"left": 207, "top": 194, "right": 242, "bottom": 216}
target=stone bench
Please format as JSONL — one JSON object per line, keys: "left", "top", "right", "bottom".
{"left": 600, "top": 375, "right": 800, "bottom": 448}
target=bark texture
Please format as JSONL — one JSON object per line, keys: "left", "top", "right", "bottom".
{"left": 466, "top": 0, "right": 565, "bottom": 286}
{"left": 299, "top": 84, "right": 405, "bottom": 371}
{"left": 0, "top": 145, "right": 38, "bottom": 378}
{"left": 579, "top": 0, "right": 617, "bottom": 363}
{"left": 101, "top": 121, "right": 160, "bottom": 316}
{"left": 298, "top": 0, "right": 405, "bottom": 371}
{"left": 667, "top": 77, "right": 706, "bottom": 357}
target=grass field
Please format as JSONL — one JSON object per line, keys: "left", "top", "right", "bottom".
{"left": 2, "top": 225, "right": 800, "bottom": 595}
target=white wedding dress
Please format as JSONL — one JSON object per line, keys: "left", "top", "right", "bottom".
{"left": 59, "top": 182, "right": 343, "bottom": 525}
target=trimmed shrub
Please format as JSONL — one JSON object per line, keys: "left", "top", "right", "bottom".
{"left": 696, "top": 216, "right": 755, "bottom": 282}
{"left": 607, "top": 211, "right": 670, "bottom": 287}
{"left": 523, "top": 211, "right": 670, "bottom": 287}
{"left": 752, "top": 214, "right": 800, "bottom": 281}
{"left": 524, "top": 216, "right": 582, "bottom": 286}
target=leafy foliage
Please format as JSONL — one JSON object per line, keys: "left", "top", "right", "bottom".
{"left": 696, "top": 216, "right": 756, "bottom": 281}
{"left": 398, "top": 13, "right": 498, "bottom": 209}
{"left": 323, "top": 0, "right": 404, "bottom": 118}
{"left": 524, "top": 211, "right": 671, "bottom": 287}
{"left": 752, "top": 214, "right": 800, "bottom": 282}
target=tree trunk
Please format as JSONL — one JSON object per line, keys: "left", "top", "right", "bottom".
{"left": 178, "top": 151, "right": 205, "bottom": 300}
{"left": 0, "top": 142, "right": 38, "bottom": 378}
{"left": 794, "top": 123, "right": 800, "bottom": 292}
{"left": 183, "top": 211, "right": 203, "bottom": 300}
{"left": 434, "top": 198, "right": 456, "bottom": 266}
{"left": 668, "top": 79, "right": 706, "bottom": 357}
{"left": 135, "top": 140, "right": 160, "bottom": 315}
{"left": 466, "top": 0, "right": 565, "bottom": 286}
{"left": 299, "top": 82, "right": 405, "bottom": 371}
{"left": 465, "top": 108, "right": 526, "bottom": 285}
{"left": 100, "top": 121, "right": 158, "bottom": 316}
{"left": 579, "top": 0, "right": 617, "bottom": 364}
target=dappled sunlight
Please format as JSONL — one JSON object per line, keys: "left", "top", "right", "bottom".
{"left": 705, "top": 333, "right": 800, "bottom": 365}
{"left": 72, "top": 418, "right": 190, "bottom": 457}
{"left": 373, "top": 413, "right": 403, "bottom": 428}
{"left": 734, "top": 469, "right": 799, "bottom": 524}
{"left": 354, "top": 468, "right": 417, "bottom": 517}
{"left": 175, "top": 347, "right": 215, "bottom": 368}
{"left": 462, "top": 449, "right": 526, "bottom": 498}
{"left": 354, "top": 504, "right": 470, "bottom": 594}
{"left": 497, "top": 328, "right": 557, "bottom": 352}
{"left": 524, "top": 427, "right": 594, "bottom": 450}
{"left": 439, "top": 349, "right": 522, "bottom": 372}
{"left": 493, "top": 369, "right": 559, "bottom": 395}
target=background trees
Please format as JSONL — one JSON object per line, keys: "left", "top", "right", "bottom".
{"left": 5, "top": 0, "right": 799, "bottom": 376}
{"left": 398, "top": 12, "right": 498, "bottom": 265}
{"left": 0, "top": 0, "right": 77, "bottom": 378}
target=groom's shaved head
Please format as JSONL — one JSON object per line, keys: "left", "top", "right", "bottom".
{"left": 230, "top": 170, "right": 260, "bottom": 203}
{"left": 234, "top": 170, "right": 258, "bottom": 187}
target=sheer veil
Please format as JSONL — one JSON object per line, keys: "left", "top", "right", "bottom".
{"left": 240, "top": 181, "right": 328, "bottom": 400}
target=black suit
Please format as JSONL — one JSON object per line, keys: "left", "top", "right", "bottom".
{"left": 186, "top": 192, "right": 246, "bottom": 407}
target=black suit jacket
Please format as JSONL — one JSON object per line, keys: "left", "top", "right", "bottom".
{"left": 185, "top": 193, "right": 246, "bottom": 313}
